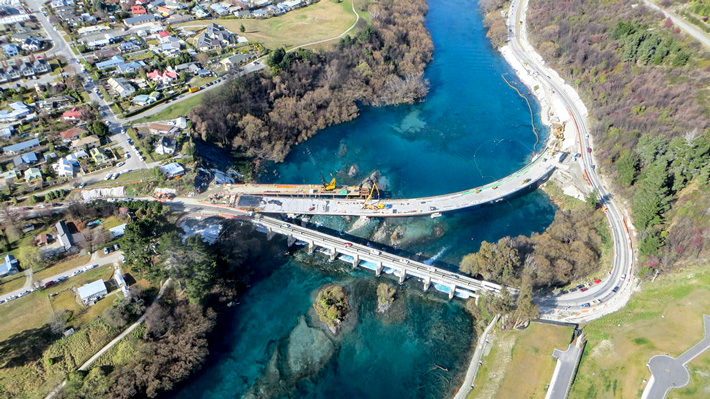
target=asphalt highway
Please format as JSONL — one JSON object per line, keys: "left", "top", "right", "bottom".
{"left": 507, "top": 0, "right": 635, "bottom": 320}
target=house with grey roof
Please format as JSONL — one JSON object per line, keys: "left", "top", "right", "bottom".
{"left": 77, "top": 280, "right": 107, "bottom": 304}
{"left": 55, "top": 220, "right": 74, "bottom": 251}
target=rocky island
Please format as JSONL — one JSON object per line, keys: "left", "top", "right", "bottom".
{"left": 376, "top": 283, "right": 397, "bottom": 313}
{"left": 313, "top": 284, "right": 350, "bottom": 334}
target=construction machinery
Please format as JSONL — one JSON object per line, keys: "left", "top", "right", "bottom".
{"left": 361, "top": 183, "right": 383, "bottom": 210}
{"left": 324, "top": 177, "right": 336, "bottom": 191}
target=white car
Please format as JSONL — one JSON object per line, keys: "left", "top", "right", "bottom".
{"left": 117, "top": 162, "right": 125, "bottom": 167}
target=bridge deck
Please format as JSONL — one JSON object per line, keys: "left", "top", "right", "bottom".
{"left": 228, "top": 151, "right": 555, "bottom": 217}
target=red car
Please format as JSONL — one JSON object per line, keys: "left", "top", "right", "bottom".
{"left": 587, "top": 147, "right": 592, "bottom": 153}
{"left": 594, "top": 279, "right": 601, "bottom": 284}
{"left": 580, "top": 287, "right": 589, "bottom": 292}
{"left": 344, "top": 242, "right": 352, "bottom": 247}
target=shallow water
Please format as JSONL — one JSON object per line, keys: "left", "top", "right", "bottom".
{"left": 171, "top": 0, "right": 556, "bottom": 397}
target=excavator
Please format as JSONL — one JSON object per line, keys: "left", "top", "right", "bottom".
{"left": 323, "top": 177, "right": 336, "bottom": 191}
{"left": 362, "top": 183, "right": 390, "bottom": 210}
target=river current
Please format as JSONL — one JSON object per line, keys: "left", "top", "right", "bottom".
{"left": 170, "top": 0, "right": 556, "bottom": 397}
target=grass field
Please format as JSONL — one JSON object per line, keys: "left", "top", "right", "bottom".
{"left": 178, "top": 0, "right": 358, "bottom": 50}
{"left": 0, "top": 291, "right": 53, "bottom": 342}
{"left": 133, "top": 91, "right": 205, "bottom": 123}
{"left": 0, "top": 264, "right": 115, "bottom": 341}
{"left": 570, "top": 264, "right": 710, "bottom": 399}
{"left": 468, "top": 322, "right": 575, "bottom": 399}
{"left": 0, "top": 275, "right": 27, "bottom": 295}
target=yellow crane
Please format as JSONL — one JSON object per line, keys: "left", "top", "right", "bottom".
{"left": 361, "top": 183, "right": 382, "bottom": 209}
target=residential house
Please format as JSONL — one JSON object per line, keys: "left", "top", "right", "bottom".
{"left": 154, "top": 136, "right": 175, "bottom": 155}
{"left": 55, "top": 220, "right": 74, "bottom": 250}
{"left": 119, "top": 41, "right": 141, "bottom": 53}
{"left": 210, "top": 3, "right": 229, "bottom": 15}
{"left": 20, "top": 61, "right": 35, "bottom": 77}
{"left": 21, "top": 36, "right": 43, "bottom": 52}
{"left": 166, "top": 13, "right": 194, "bottom": 24}
{"left": 123, "top": 14, "right": 158, "bottom": 27}
{"left": 33, "top": 59, "right": 50, "bottom": 74}
{"left": 90, "top": 147, "right": 108, "bottom": 163}
{"left": 131, "top": 94, "right": 153, "bottom": 106}
{"left": 147, "top": 69, "right": 177, "bottom": 85}
{"left": 116, "top": 60, "right": 146, "bottom": 74}
{"left": 0, "top": 254, "right": 19, "bottom": 277}
{"left": 24, "top": 167, "right": 42, "bottom": 184}
{"left": 195, "top": 23, "right": 235, "bottom": 52}
{"left": 160, "top": 162, "right": 185, "bottom": 178}
{"left": 2, "top": 43, "right": 18, "bottom": 57}
{"left": 252, "top": 9, "right": 268, "bottom": 18}
{"left": 60, "top": 127, "right": 87, "bottom": 142}
{"left": 44, "top": 152, "right": 57, "bottom": 162}
{"left": 107, "top": 77, "right": 136, "bottom": 98}
{"left": 54, "top": 157, "right": 75, "bottom": 177}
{"left": 71, "top": 135, "right": 100, "bottom": 149}
{"left": 0, "top": 169, "right": 19, "bottom": 185}
{"left": 156, "top": 6, "right": 173, "bottom": 15}
{"left": 95, "top": 47, "right": 121, "bottom": 59}
{"left": 148, "top": 123, "right": 174, "bottom": 135}
{"left": 35, "top": 233, "right": 50, "bottom": 246}
{"left": 131, "top": 5, "right": 146, "bottom": 14}
{"left": 0, "top": 101, "right": 31, "bottom": 122}
{"left": 95, "top": 55, "right": 125, "bottom": 71}
{"left": 77, "top": 280, "right": 107, "bottom": 304}
{"left": 3, "top": 138, "right": 39, "bottom": 155}
{"left": 38, "top": 95, "right": 74, "bottom": 110}
{"left": 109, "top": 223, "right": 126, "bottom": 238}
{"left": 62, "top": 107, "right": 86, "bottom": 121}
{"left": 192, "top": 5, "right": 209, "bottom": 18}
{"left": 12, "top": 151, "right": 38, "bottom": 167}
{"left": 0, "top": 127, "right": 13, "bottom": 140}
{"left": 6, "top": 65, "right": 20, "bottom": 80}
{"left": 220, "top": 53, "right": 252, "bottom": 70}
{"left": 0, "top": 69, "right": 8, "bottom": 83}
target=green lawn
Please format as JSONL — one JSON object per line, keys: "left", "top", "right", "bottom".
{"left": 178, "top": 0, "right": 358, "bottom": 50}
{"left": 570, "top": 264, "right": 710, "bottom": 399}
{"left": 0, "top": 274, "right": 27, "bottom": 295}
{"left": 0, "top": 291, "right": 53, "bottom": 342}
{"left": 133, "top": 92, "right": 205, "bottom": 123}
{"left": 469, "top": 322, "right": 574, "bottom": 399}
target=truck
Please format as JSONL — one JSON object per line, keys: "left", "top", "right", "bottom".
{"left": 188, "top": 87, "right": 200, "bottom": 93}
{"left": 558, "top": 151, "right": 568, "bottom": 163}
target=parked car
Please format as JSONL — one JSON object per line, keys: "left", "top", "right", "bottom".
{"left": 103, "top": 247, "right": 110, "bottom": 255}
{"left": 117, "top": 162, "right": 125, "bottom": 167}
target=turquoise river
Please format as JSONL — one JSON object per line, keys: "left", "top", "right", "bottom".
{"left": 170, "top": 0, "right": 557, "bottom": 397}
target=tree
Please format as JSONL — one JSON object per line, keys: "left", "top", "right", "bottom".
{"left": 90, "top": 120, "right": 109, "bottom": 139}
{"left": 240, "top": 24, "right": 245, "bottom": 33}
{"left": 459, "top": 237, "right": 519, "bottom": 285}
{"left": 18, "top": 245, "right": 43, "bottom": 271}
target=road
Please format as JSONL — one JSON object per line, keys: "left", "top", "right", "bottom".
{"left": 545, "top": 333, "right": 585, "bottom": 399}
{"left": 643, "top": 0, "right": 710, "bottom": 49}
{"left": 0, "top": 251, "right": 123, "bottom": 304}
{"left": 507, "top": 0, "right": 635, "bottom": 322}
{"left": 642, "top": 314, "right": 710, "bottom": 399}
{"left": 225, "top": 152, "right": 555, "bottom": 217}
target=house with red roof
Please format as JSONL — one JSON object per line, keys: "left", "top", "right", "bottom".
{"left": 62, "top": 108, "right": 86, "bottom": 122}
{"left": 158, "top": 30, "right": 171, "bottom": 38}
{"left": 131, "top": 5, "right": 146, "bottom": 14}
{"left": 60, "top": 127, "right": 87, "bottom": 142}
{"left": 147, "top": 69, "right": 178, "bottom": 85}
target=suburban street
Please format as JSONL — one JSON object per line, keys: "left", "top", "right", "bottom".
{"left": 507, "top": 0, "right": 635, "bottom": 322}
{"left": 0, "top": 250, "right": 123, "bottom": 303}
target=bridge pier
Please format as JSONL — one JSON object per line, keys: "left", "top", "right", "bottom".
{"left": 398, "top": 268, "right": 406, "bottom": 285}
{"left": 266, "top": 227, "right": 275, "bottom": 241}
{"left": 306, "top": 240, "right": 315, "bottom": 255}
{"left": 449, "top": 284, "right": 456, "bottom": 300}
{"left": 351, "top": 254, "right": 359, "bottom": 269}
{"left": 423, "top": 276, "right": 431, "bottom": 291}
{"left": 287, "top": 235, "right": 297, "bottom": 247}
{"left": 328, "top": 247, "right": 337, "bottom": 261}
{"left": 375, "top": 261, "right": 383, "bottom": 277}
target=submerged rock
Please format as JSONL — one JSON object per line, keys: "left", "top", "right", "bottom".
{"left": 348, "top": 164, "right": 359, "bottom": 177}
{"left": 287, "top": 316, "right": 335, "bottom": 377}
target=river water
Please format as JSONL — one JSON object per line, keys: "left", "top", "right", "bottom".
{"left": 170, "top": 0, "right": 556, "bottom": 397}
